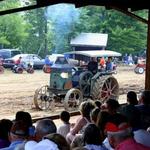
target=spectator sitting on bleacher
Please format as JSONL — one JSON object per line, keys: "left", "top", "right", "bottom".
{"left": 15, "top": 111, "right": 34, "bottom": 138}
{"left": 0, "top": 119, "right": 13, "bottom": 149}
{"left": 120, "top": 91, "right": 140, "bottom": 130}
{"left": 43, "top": 133, "right": 70, "bottom": 150}
{"left": 96, "top": 111, "right": 111, "bottom": 141}
{"left": 101, "top": 99, "right": 120, "bottom": 115}
{"left": 94, "top": 100, "right": 102, "bottom": 109}
{"left": 35, "top": 119, "right": 57, "bottom": 142}
{"left": 83, "top": 123, "right": 107, "bottom": 150}
{"left": 66, "top": 100, "right": 96, "bottom": 144}
{"left": 57, "top": 111, "right": 70, "bottom": 138}
{"left": 25, "top": 139, "right": 59, "bottom": 150}
{"left": 2, "top": 121, "right": 29, "bottom": 150}
{"left": 90, "top": 108, "right": 101, "bottom": 124}
{"left": 136, "top": 90, "right": 150, "bottom": 130}
{"left": 105, "top": 114, "right": 150, "bottom": 150}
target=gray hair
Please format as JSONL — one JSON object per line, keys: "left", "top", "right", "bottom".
{"left": 35, "top": 119, "right": 56, "bottom": 136}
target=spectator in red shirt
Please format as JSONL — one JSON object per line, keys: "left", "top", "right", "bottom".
{"left": 99, "top": 57, "right": 105, "bottom": 68}
{"left": 105, "top": 114, "right": 150, "bottom": 150}
{"left": 15, "top": 56, "right": 22, "bottom": 65}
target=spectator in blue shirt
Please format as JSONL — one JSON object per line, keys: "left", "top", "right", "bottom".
{"left": 44, "top": 56, "right": 52, "bottom": 66}
{"left": 106, "top": 57, "right": 113, "bottom": 71}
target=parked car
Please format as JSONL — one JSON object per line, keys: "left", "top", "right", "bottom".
{"left": 3, "top": 54, "right": 45, "bottom": 69}
{"left": 0, "top": 49, "right": 21, "bottom": 59}
{"left": 48, "top": 54, "right": 78, "bottom": 66}
{"left": 43, "top": 54, "right": 78, "bottom": 73}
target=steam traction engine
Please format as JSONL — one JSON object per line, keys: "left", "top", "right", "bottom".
{"left": 33, "top": 58, "right": 119, "bottom": 111}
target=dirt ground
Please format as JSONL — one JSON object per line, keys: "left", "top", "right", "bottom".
{"left": 0, "top": 65, "right": 145, "bottom": 120}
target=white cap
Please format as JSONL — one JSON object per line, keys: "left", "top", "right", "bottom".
{"left": 25, "top": 139, "right": 59, "bottom": 150}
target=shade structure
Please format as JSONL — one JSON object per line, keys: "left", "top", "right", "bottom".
{"left": 64, "top": 50, "right": 122, "bottom": 57}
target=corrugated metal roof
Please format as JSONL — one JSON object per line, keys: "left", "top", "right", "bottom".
{"left": 70, "top": 33, "right": 108, "bottom": 47}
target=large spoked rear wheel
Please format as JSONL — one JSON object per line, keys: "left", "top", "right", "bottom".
{"left": 64, "top": 88, "right": 83, "bottom": 111}
{"left": 34, "top": 85, "right": 55, "bottom": 110}
{"left": 79, "top": 71, "right": 93, "bottom": 97}
{"left": 91, "top": 75, "right": 119, "bottom": 103}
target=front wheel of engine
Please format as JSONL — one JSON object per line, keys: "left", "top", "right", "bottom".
{"left": 64, "top": 88, "right": 83, "bottom": 111}
{"left": 34, "top": 85, "right": 55, "bottom": 110}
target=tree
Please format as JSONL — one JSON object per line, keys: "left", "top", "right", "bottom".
{"left": 0, "top": 0, "right": 28, "bottom": 49}
{"left": 22, "top": 7, "right": 54, "bottom": 57}
{"left": 70, "top": 6, "right": 147, "bottom": 54}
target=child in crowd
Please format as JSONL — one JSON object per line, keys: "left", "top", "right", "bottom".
{"left": 94, "top": 100, "right": 102, "bottom": 109}
{"left": 57, "top": 111, "right": 71, "bottom": 138}
{"left": 66, "top": 100, "right": 95, "bottom": 144}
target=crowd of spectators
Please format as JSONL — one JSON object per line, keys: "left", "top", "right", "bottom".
{"left": 0, "top": 90, "right": 150, "bottom": 150}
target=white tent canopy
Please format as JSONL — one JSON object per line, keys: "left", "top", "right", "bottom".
{"left": 64, "top": 50, "right": 122, "bottom": 57}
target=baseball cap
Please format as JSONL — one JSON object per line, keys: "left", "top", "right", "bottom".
{"left": 105, "top": 113, "right": 131, "bottom": 133}
{"left": 105, "top": 122, "right": 131, "bottom": 133}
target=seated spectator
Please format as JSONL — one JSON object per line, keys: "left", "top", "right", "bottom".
{"left": 57, "top": 111, "right": 70, "bottom": 138}
{"left": 15, "top": 111, "right": 35, "bottom": 139}
{"left": 134, "top": 127, "right": 150, "bottom": 148}
{"left": 99, "top": 57, "right": 105, "bottom": 69}
{"left": 44, "top": 133, "right": 70, "bottom": 150}
{"left": 101, "top": 99, "right": 120, "bottom": 115}
{"left": 15, "top": 111, "right": 33, "bottom": 128}
{"left": 25, "top": 139, "right": 59, "bottom": 150}
{"left": 87, "top": 57, "right": 98, "bottom": 74}
{"left": 35, "top": 119, "right": 56, "bottom": 142}
{"left": 66, "top": 100, "right": 95, "bottom": 144}
{"left": 90, "top": 107, "right": 101, "bottom": 124}
{"left": 72, "top": 147, "right": 88, "bottom": 150}
{"left": 94, "top": 100, "right": 102, "bottom": 109}
{"left": 105, "top": 114, "right": 150, "bottom": 150}
{"left": 106, "top": 57, "right": 113, "bottom": 71}
{"left": 96, "top": 111, "right": 111, "bottom": 141}
{"left": 127, "top": 91, "right": 138, "bottom": 105}
{"left": 136, "top": 90, "right": 150, "bottom": 129}
{"left": 71, "top": 134, "right": 84, "bottom": 149}
{"left": 15, "top": 56, "right": 22, "bottom": 66}
{"left": 0, "top": 119, "right": 13, "bottom": 148}
{"left": 120, "top": 91, "right": 140, "bottom": 130}
{"left": 83, "top": 123, "right": 107, "bottom": 150}
{"left": 2, "top": 121, "right": 29, "bottom": 150}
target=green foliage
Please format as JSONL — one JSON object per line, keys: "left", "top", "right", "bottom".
{"left": 22, "top": 8, "right": 54, "bottom": 57}
{"left": 0, "top": 3, "right": 148, "bottom": 56}
{"left": 0, "top": 0, "right": 20, "bottom": 11}
{"left": 72, "top": 6, "right": 147, "bottom": 55}
{"left": 0, "top": 13, "right": 28, "bottom": 49}
{"left": 0, "top": 0, "right": 28, "bottom": 49}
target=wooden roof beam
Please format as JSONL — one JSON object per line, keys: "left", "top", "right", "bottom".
{"left": 110, "top": 6, "right": 148, "bottom": 24}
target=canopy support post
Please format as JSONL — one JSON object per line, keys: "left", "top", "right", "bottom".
{"left": 145, "top": 10, "right": 150, "bottom": 90}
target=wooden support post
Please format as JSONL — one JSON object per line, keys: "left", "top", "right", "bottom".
{"left": 145, "top": 10, "right": 150, "bottom": 90}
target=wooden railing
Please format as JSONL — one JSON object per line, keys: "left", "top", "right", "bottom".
{"left": 32, "top": 103, "right": 127, "bottom": 123}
